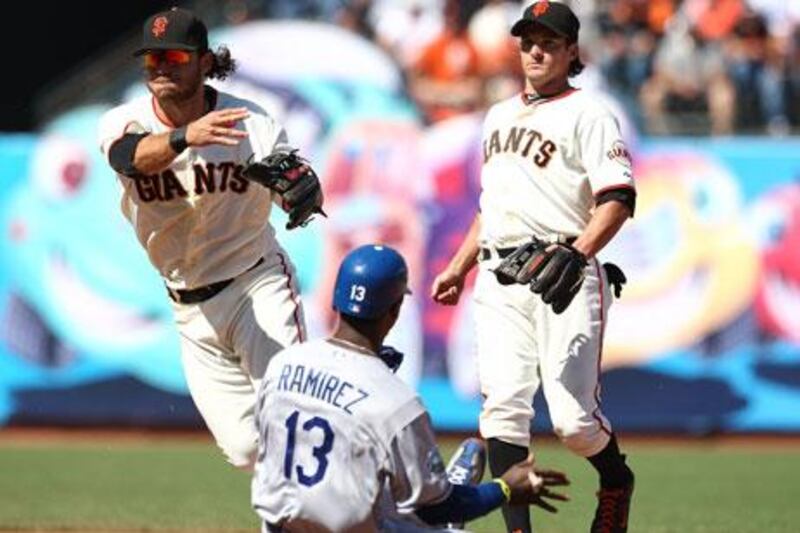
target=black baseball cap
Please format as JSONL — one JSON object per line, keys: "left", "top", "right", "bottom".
{"left": 134, "top": 7, "right": 209, "bottom": 56}
{"left": 511, "top": 1, "right": 580, "bottom": 42}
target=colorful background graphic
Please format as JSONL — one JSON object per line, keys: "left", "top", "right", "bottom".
{"left": 1, "top": 21, "right": 799, "bottom": 433}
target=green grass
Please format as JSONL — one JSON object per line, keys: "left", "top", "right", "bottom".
{"left": 471, "top": 441, "right": 800, "bottom": 533}
{"left": 1, "top": 434, "right": 798, "bottom": 532}
{"left": 0, "top": 439, "right": 254, "bottom": 531}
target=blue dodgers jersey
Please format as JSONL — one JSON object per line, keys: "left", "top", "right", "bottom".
{"left": 252, "top": 338, "right": 450, "bottom": 532}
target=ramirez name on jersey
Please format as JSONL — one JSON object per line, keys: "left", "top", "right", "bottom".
{"left": 276, "top": 363, "right": 370, "bottom": 415}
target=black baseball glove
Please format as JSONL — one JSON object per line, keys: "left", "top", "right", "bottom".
{"left": 494, "top": 240, "right": 588, "bottom": 314}
{"left": 493, "top": 240, "right": 550, "bottom": 285}
{"left": 243, "top": 148, "right": 326, "bottom": 230}
{"left": 529, "top": 244, "right": 588, "bottom": 314}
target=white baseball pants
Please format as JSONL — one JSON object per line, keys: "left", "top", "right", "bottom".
{"left": 474, "top": 256, "right": 613, "bottom": 457}
{"left": 171, "top": 251, "right": 306, "bottom": 469}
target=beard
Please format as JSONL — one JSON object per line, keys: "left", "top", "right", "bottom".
{"left": 147, "top": 63, "right": 204, "bottom": 104}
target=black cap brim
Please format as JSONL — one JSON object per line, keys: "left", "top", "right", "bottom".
{"left": 133, "top": 43, "right": 200, "bottom": 56}
{"left": 510, "top": 18, "right": 571, "bottom": 39}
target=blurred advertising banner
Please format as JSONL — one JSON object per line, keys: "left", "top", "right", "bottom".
{"left": 1, "top": 20, "right": 799, "bottom": 433}
{"left": 2, "top": 115, "right": 799, "bottom": 433}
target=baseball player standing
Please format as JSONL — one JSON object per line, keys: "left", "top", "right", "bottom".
{"left": 253, "top": 244, "right": 570, "bottom": 532}
{"left": 431, "top": 2, "right": 636, "bottom": 532}
{"left": 98, "top": 8, "right": 323, "bottom": 469}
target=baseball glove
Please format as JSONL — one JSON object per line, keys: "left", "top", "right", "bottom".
{"left": 528, "top": 243, "right": 588, "bottom": 314}
{"left": 493, "top": 239, "right": 550, "bottom": 285}
{"left": 243, "top": 148, "right": 326, "bottom": 230}
{"left": 493, "top": 240, "right": 588, "bottom": 314}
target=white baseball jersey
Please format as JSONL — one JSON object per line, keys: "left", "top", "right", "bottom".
{"left": 253, "top": 338, "right": 451, "bottom": 532}
{"left": 98, "top": 88, "right": 285, "bottom": 289}
{"left": 474, "top": 88, "right": 634, "bottom": 455}
{"left": 98, "top": 87, "right": 308, "bottom": 469}
{"left": 478, "top": 89, "right": 634, "bottom": 248}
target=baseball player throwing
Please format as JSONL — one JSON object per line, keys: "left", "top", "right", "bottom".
{"left": 431, "top": 3, "right": 636, "bottom": 532}
{"left": 253, "top": 244, "right": 570, "bottom": 532}
{"left": 98, "top": 8, "right": 323, "bottom": 469}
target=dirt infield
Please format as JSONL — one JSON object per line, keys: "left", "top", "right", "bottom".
{"left": 0, "top": 426, "right": 212, "bottom": 445}
{"left": 2, "top": 426, "right": 800, "bottom": 449}
{"left": 0, "top": 526, "right": 256, "bottom": 533}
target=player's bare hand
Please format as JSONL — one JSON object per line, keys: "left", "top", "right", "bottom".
{"left": 431, "top": 268, "right": 466, "bottom": 305}
{"left": 186, "top": 107, "right": 250, "bottom": 147}
{"left": 501, "top": 458, "right": 570, "bottom": 511}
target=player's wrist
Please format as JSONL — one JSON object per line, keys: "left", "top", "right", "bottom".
{"left": 493, "top": 478, "right": 512, "bottom": 503}
{"left": 447, "top": 260, "right": 471, "bottom": 279}
{"left": 169, "top": 126, "right": 189, "bottom": 154}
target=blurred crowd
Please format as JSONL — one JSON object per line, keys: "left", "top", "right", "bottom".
{"left": 217, "top": 0, "right": 800, "bottom": 136}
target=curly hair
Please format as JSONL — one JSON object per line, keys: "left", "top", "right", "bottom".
{"left": 569, "top": 56, "right": 585, "bottom": 77}
{"left": 206, "top": 45, "right": 237, "bottom": 80}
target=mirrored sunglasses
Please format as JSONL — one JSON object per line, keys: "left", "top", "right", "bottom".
{"left": 143, "top": 50, "right": 192, "bottom": 68}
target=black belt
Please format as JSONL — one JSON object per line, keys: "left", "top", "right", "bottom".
{"left": 480, "top": 237, "right": 576, "bottom": 262}
{"left": 480, "top": 247, "right": 516, "bottom": 261}
{"left": 166, "top": 257, "right": 265, "bottom": 305}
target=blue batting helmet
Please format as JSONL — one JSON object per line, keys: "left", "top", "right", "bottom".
{"left": 333, "top": 244, "right": 411, "bottom": 319}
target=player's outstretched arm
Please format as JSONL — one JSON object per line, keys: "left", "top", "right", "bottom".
{"left": 501, "top": 458, "right": 570, "bottom": 511}
{"left": 131, "top": 108, "right": 250, "bottom": 175}
{"left": 430, "top": 214, "right": 481, "bottom": 305}
{"left": 415, "top": 458, "right": 569, "bottom": 525}
{"left": 185, "top": 107, "right": 250, "bottom": 147}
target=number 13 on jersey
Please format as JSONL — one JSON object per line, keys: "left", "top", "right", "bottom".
{"left": 283, "top": 410, "right": 335, "bottom": 487}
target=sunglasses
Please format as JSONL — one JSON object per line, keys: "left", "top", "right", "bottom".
{"left": 143, "top": 50, "right": 192, "bottom": 68}
{"left": 520, "top": 37, "right": 567, "bottom": 53}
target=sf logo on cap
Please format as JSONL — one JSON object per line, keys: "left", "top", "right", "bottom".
{"left": 152, "top": 16, "right": 168, "bottom": 38}
{"left": 533, "top": 1, "right": 551, "bottom": 16}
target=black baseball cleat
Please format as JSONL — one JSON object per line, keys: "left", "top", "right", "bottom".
{"left": 591, "top": 477, "right": 635, "bottom": 533}
{"left": 445, "top": 437, "right": 487, "bottom": 529}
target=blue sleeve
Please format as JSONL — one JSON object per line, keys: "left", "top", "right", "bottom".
{"left": 415, "top": 482, "right": 505, "bottom": 525}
